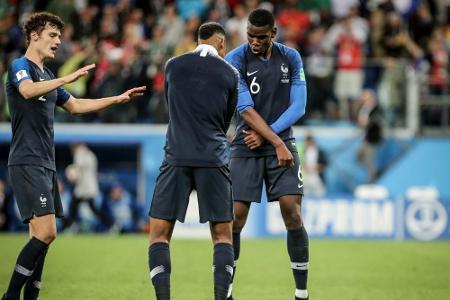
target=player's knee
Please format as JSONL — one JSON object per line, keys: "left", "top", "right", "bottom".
{"left": 46, "top": 230, "right": 57, "bottom": 243}
{"left": 35, "top": 229, "right": 57, "bottom": 244}
{"left": 150, "top": 227, "right": 171, "bottom": 243}
{"left": 212, "top": 233, "right": 232, "bottom": 244}
{"left": 283, "top": 212, "right": 303, "bottom": 230}
{"left": 233, "top": 211, "right": 248, "bottom": 231}
{"left": 232, "top": 218, "right": 245, "bottom": 232}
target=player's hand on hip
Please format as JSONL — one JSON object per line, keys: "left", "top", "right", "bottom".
{"left": 64, "top": 64, "right": 96, "bottom": 83}
{"left": 275, "top": 143, "right": 294, "bottom": 167}
{"left": 116, "top": 86, "right": 147, "bottom": 103}
{"left": 243, "top": 129, "right": 264, "bottom": 149}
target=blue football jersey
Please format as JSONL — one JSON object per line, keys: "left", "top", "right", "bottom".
{"left": 7, "top": 56, "right": 71, "bottom": 170}
{"left": 225, "top": 42, "right": 306, "bottom": 157}
{"left": 163, "top": 49, "right": 239, "bottom": 167}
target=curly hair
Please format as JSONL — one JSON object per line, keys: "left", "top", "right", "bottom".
{"left": 23, "top": 12, "right": 64, "bottom": 45}
{"left": 248, "top": 8, "right": 275, "bottom": 28}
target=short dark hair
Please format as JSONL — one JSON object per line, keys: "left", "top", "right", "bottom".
{"left": 248, "top": 8, "right": 275, "bottom": 28}
{"left": 197, "top": 22, "right": 225, "bottom": 40}
{"left": 23, "top": 12, "right": 64, "bottom": 45}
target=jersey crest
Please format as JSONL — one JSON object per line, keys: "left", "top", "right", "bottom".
{"left": 281, "top": 63, "right": 290, "bottom": 83}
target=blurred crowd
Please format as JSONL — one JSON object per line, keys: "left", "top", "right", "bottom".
{"left": 0, "top": 0, "right": 449, "bottom": 127}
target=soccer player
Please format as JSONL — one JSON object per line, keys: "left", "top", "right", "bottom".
{"left": 2, "top": 12, "right": 145, "bottom": 300}
{"left": 225, "top": 8, "right": 309, "bottom": 300}
{"left": 147, "top": 22, "right": 238, "bottom": 300}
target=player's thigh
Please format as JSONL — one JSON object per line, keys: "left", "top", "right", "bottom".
{"left": 149, "top": 162, "right": 193, "bottom": 222}
{"left": 194, "top": 166, "right": 233, "bottom": 223}
{"left": 264, "top": 153, "right": 303, "bottom": 201}
{"left": 8, "top": 165, "right": 63, "bottom": 224}
{"left": 230, "top": 157, "right": 265, "bottom": 202}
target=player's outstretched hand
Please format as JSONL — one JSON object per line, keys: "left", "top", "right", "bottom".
{"left": 243, "top": 129, "right": 264, "bottom": 149}
{"left": 116, "top": 86, "right": 147, "bottom": 104}
{"left": 275, "top": 143, "right": 294, "bottom": 167}
{"left": 64, "top": 64, "right": 96, "bottom": 84}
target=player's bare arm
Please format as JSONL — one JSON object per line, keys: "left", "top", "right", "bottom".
{"left": 17, "top": 64, "right": 96, "bottom": 100}
{"left": 62, "top": 86, "right": 146, "bottom": 114}
{"left": 240, "top": 108, "right": 293, "bottom": 167}
{"left": 243, "top": 129, "right": 264, "bottom": 149}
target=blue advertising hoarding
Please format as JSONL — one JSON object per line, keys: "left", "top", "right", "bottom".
{"left": 173, "top": 193, "right": 450, "bottom": 241}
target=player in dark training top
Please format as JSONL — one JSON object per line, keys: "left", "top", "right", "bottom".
{"left": 147, "top": 22, "right": 238, "bottom": 300}
{"left": 225, "top": 8, "right": 309, "bottom": 300}
{"left": 2, "top": 12, "right": 145, "bottom": 300}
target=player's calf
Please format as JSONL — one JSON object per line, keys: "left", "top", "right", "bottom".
{"left": 213, "top": 243, "right": 234, "bottom": 300}
{"left": 23, "top": 247, "right": 48, "bottom": 300}
{"left": 227, "top": 231, "right": 241, "bottom": 299}
{"left": 288, "top": 227, "right": 309, "bottom": 300}
{"left": 149, "top": 242, "right": 171, "bottom": 300}
{"left": 3, "top": 237, "right": 49, "bottom": 300}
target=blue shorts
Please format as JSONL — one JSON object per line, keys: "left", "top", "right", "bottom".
{"left": 9, "top": 165, "right": 63, "bottom": 223}
{"left": 149, "top": 162, "right": 233, "bottom": 223}
{"left": 230, "top": 154, "right": 303, "bottom": 202}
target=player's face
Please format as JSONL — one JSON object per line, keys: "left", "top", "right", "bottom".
{"left": 247, "top": 24, "right": 275, "bottom": 56}
{"left": 32, "top": 23, "right": 61, "bottom": 60}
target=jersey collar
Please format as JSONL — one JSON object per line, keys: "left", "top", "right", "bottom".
{"left": 194, "top": 44, "right": 219, "bottom": 57}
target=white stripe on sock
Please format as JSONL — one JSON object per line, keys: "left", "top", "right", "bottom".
{"left": 227, "top": 284, "right": 233, "bottom": 298}
{"left": 15, "top": 264, "right": 33, "bottom": 276}
{"left": 225, "top": 265, "right": 234, "bottom": 276}
{"left": 295, "top": 289, "right": 308, "bottom": 299}
{"left": 150, "top": 265, "right": 165, "bottom": 279}
{"left": 33, "top": 281, "right": 41, "bottom": 289}
{"left": 291, "top": 262, "right": 309, "bottom": 270}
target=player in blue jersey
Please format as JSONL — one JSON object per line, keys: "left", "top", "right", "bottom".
{"left": 225, "top": 8, "right": 309, "bottom": 300}
{"left": 147, "top": 22, "right": 238, "bottom": 300}
{"left": 2, "top": 12, "right": 145, "bottom": 300}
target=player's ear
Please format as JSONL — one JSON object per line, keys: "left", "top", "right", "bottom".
{"left": 30, "top": 31, "right": 39, "bottom": 42}
{"left": 271, "top": 27, "right": 277, "bottom": 39}
{"left": 218, "top": 38, "right": 226, "bottom": 57}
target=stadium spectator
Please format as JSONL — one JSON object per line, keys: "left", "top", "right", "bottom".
{"left": 106, "top": 183, "right": 135, "bottom": 233}
{"left": 357, "top": 120, "right": 383, "bottom": 183}
{"left": 0, "top": 178, "right": 12, "bottom": 231}
{"left": 323, "top": 4, "right": 368, "bottom": 120}
{"left": 409, "top": 1, "right": 435, "bottom": 51}
{"left": 63, "top": 143, "right": 113, "bottom": 230}
{"left": 225, "top": 8, "right": 309, "bottom": 300}
{"left": 427, "top": 25, "right": 449, "bottom": 95}
{"left": 148, "top": 22, "right": 237, "bottom": 300}
{"left": 2, "top": 11, "right": 145, "bottom": 300}
{"left": 379, "top": 10, "right": 424, "bottom": 126}
{"left": 303, "top": 24, "right": 335, "bottom": 120}
{"left": 225, "top": 3, "right": 248, "bottom": 48}
{"left": 0, "top": 61, "right": 8, "bottom": 121}
{"left": 158, "top": 4, "right": 184, "bottom": 51}
{"left": 55, "top": 179, "right": 71, "bottom": 231}
{"left": 302, "top": 134, "right": 327, "bottom": 196}
{"left": 276, "top": 0, "right": 311, "bottom": 47}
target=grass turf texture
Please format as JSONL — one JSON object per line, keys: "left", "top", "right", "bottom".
{"left": 0, "top": 234, "right": 449, "bottom": 299}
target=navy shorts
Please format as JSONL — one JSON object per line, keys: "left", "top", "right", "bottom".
{"left": 8, "top": 165, "right": 63, "bottom": 223}
{"left": 149, "top": 162, "right": 233, "bottom": 223}
{"left": 230, "top": 153, "right": 303, "bottom": 202}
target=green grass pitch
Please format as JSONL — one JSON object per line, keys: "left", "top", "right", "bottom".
{"left": 1, "top": 234, "right": 449, "bottom": 299}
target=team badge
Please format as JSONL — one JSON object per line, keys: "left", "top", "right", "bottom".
{"left": 15, "top": 70, "right": 28, "bottom": 81}
{"left": 280, "top": 64, "right": 289, "bottom": 83}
